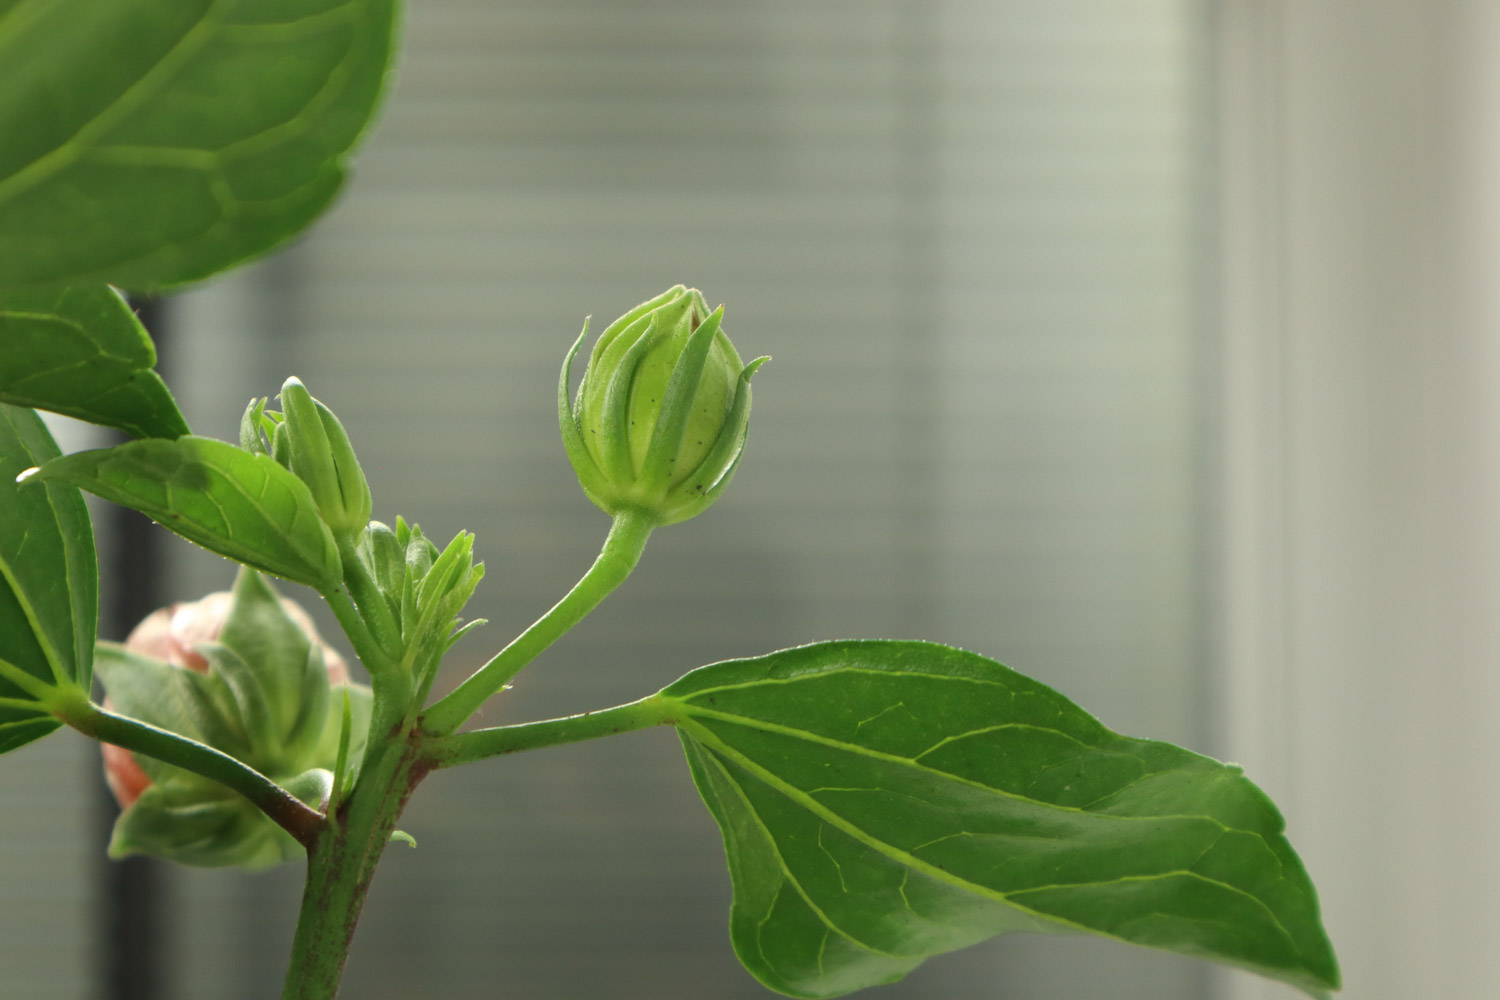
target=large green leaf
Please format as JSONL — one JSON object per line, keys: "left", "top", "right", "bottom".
{"left": 662, "top": 640, "right": 1339, "bottom": 999}
{"left": 0, "top": 404, "right": 97, "bottom": 755}
{"left": 29, "top": 436, "right": 340, "bottom": 590}
{"left": 0, "top": 0, "right": 399, "bottom": 291}
{"left": 0, "top": 285, "right": 189, "bottom": 438}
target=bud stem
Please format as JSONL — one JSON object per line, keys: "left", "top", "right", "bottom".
{"left": 420, "top": 508, "right": 656, "bottom": 735}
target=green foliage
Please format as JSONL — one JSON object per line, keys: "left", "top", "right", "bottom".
{"left": 0, "top": 403, "right": 96, "bottom": 755}
{"left": 662, "top": 640, "right": 1339, "bottom": 999}
{"left": 30, "top": 435, "right": 341, "bottom": 589}
{"left": 0, "top": 0, "right": 1342, "bottom": 989}
{"left": 0, "top": 0, "right": 399, "bottom": 291}
{"left": 0, "top": 285, "right": 189, "bottom": 438}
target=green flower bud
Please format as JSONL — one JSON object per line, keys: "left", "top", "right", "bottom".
{"left": 353, "top": 517, "right": 483, "bottom": 662}
{"left": 276, "top": 377, "right": 373, "bottom": 540}
{"left": 559, "top": 286, "right": 767, "bottom": 526}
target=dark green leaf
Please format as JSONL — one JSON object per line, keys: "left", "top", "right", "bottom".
{"left": 30, "top": 436, "right": 340, "bottom": 589}
{"left": 662, "top": 640, "right": 1339, "bottom": 999}
{"left": 0, "top": 403, "right": 96, "bottom": 755}
{"left": 0, "top": 285, "right": 189, "bottom": 438}
{"left": 0, "top": 0, "right": 399, "bottom": 291}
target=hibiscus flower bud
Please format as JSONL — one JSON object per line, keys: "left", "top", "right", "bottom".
{"left": 101, "top": 578, "right": 348, "bottom": 811}
{"left": 559, "top": 286, "right": 766, "bottom": 526}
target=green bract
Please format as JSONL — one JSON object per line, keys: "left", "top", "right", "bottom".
{"left": 560, "top": 286, "right": 767, "bottom": 526}
{"left": 97, "top": 568, "right": 371, "bottom": 870}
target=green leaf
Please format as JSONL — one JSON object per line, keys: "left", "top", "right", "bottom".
{"left": 0, "top": 403, "right": 97, "bottom": 755}
{"left": 30, "top": 436, "right": 340, "bottom": 589}
{"left": 0, "top": 285, "right": 190, "bottom": 438}
{"left": 662, "top": 640, "right": 1339, "bottom": 999}
{"left": 0, "top": 0, "right": 399, "bottom": 291}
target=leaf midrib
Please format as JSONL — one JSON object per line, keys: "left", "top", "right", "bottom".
{"left": 679, "top": 716, "right": 1301, "bottom": 962}
{"left": 677, "top": 700, "right": 1213, "bottom": 826}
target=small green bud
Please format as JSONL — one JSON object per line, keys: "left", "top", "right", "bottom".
{"left": 559, "top": 286, "right": 766, "bottom": 526}
{"left": 277, "top": 377, "right": 372, "bottom": 540}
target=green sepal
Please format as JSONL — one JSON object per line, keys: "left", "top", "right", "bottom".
{"left": 0, "top": 403, "right": 97, "bottom": 755}
{"left": 663, "top": 640, "right": 1340, "bottom": 999}
{"left": 639, "top": 304, "right": 723, "bottom": 488}
{"left": 108, "top": 777, "right": 300, "bottom": 871}
{"left": 662, "top": 355, "right": 767, "bottom": 525}
{"left": 94, "top": 642, "right": 250, "bottom": 771}
{"left": 239, "top": 397, "right": 282, "bottom": 456}
{"left": 315, "top": 397, "right": 372, "bottom": 533}
{"left": 27, "top": 435, "right": 341, "bottom": 590}
{"left": 584, "top": 285, "right": 684, "bottom": 367}
{"left": 367, "top": 521, "right": 405, "bottom": 598}
{"left": 311, "top": 681, "right": 373, "bottom": 793}
{"left": 282, "top": 379, "right": 373, "bottom": 539}
{"left": 272, "top": 420, "right": 292, "bottom": 468}
{"left": 217, "top": 567, "right": 323, "bottom": 743}
{"left": 404, "top": 522, "right": 438, "bottom": 580}
{"left": 280, "top": 377, "right": 371, "bottom": 539}
{"left": 0, "top": 286, "right": 190, "bottom": 439}
{"left": 558, "top": 319, "right": 607, "bottom": 507}
{"left": 197, "top": 643, "right": 279, "bottom": 768}
{"left": 595, "top": 313, "right": 658, "bottom": 485}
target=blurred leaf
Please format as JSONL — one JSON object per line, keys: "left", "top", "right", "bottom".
{"left": 0, "top": 0, "right": 399, "bottom": 290}
{"left": 0, "top": 403, "right": 96, "bottom": 755}
{"left": 32, "top": 435, "right": 340, "bottom": 589}
{"left": 312, "top": 678, "right": 371, "bottom": 788}
{"left": 663, "top": 640, "right": 1339, "bottom": 999}
{"left": 0, "top": 285, "right": 189, "bottom": 438}
{"left": 95, "top": 641, "right": 250, "bottom": 777}
{"left": 109, "top": 776, "right": 298, "bottom": 870}
{"left": 217, "top": 567, "right": 320, "bottom": 747}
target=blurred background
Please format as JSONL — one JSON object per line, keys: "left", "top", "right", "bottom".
{"left": 4, "top": 0, "right": 1499, "bottom": 997}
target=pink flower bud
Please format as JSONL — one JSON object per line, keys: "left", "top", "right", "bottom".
{"left": 102, "top": 590, "right": 349, "bottom": 809}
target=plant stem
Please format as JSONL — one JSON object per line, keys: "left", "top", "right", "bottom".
{"left": 60, "top": 694, "right": 326, "bottom": 846}
{"left": 281, "top": 689, "right": 426, "bottom": 1000}
{"left": 420, "top": 509, "right": 655, "bottom": 735}
{"left": 424, "top": 694, "right": 673, "bottom": 768}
